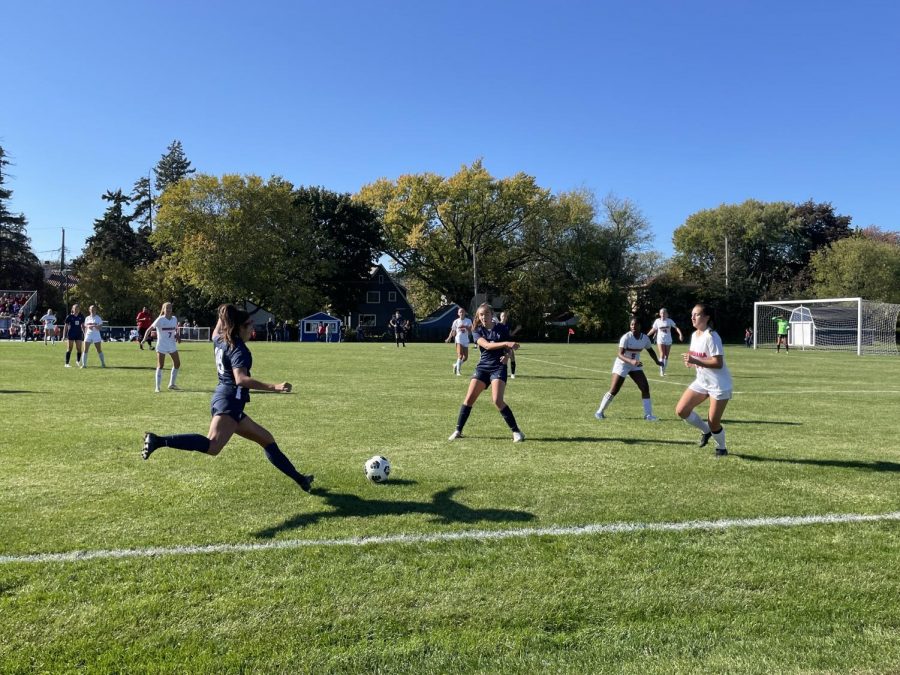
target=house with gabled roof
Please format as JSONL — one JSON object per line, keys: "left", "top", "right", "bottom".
{"left": 349, "top": 263, "right": 415, "bottom": 337}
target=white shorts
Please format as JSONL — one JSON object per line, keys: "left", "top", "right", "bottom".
{"left": 455, "top": 336, "right": 470, "bottom": 348}
{"left": 688, "top": 382, "right": 732, "bottom": 401}
{"left": 657, "top": 336, "right": 673, "bottom": 346}
{"left": 612, "top": 360, "right": 642, "bottom": 377}
{"left": 84, "top": 333, "right": 103, "bottom": 344}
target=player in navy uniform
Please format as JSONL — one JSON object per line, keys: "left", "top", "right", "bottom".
{"left": 448, "top": 303, "right": 524, "bottom": 442}
{"left": 142, "top": 304, "right": 313, "bottom": 492}
{"left": 61, "top": 303, "right": 85, "bottom": 368}
{"left": 594, "top": 317, "right": 662, "bottom": 421}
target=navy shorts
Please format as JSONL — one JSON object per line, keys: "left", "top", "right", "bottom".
{"left": 67, "top": 330, "right": 84, "bottom": 341}
{"left": 472, "top": 364, "right": 508, "bottom": 385}
{"left": 210, "top": 391, "right": 247, "bottom": 422}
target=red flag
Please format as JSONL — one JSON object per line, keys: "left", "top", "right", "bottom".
{"left": 567, "top": 328, "right": 575, "bottom": 335}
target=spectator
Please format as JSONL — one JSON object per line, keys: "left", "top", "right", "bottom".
{"left": 317, "top": 322, "right": 326, "bottom": 342}
{"left": 136, "top": 306, "right": 154, "bottom": 350}
{"left": 267, "top": 316, "right": 276, "bottom": 342}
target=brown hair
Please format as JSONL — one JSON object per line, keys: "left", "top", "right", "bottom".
{"left": 218, "top": 303, "right": 251, "bottom": 349}
{"left": 472, "top": 302, "right": 494, "bottom": 331}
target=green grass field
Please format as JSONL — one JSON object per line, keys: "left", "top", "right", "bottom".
{"left": 1, "top": 339, "right": 899, "bottom": 673}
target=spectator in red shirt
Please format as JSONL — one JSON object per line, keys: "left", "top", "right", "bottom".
{"left": 136, "top": 306, "right": 154, "bottom": 350}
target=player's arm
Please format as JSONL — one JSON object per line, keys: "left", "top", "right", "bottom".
{"left": 645, "top": 346, "right": 662, "bottom": 366}
{"left": 445, "top": 326, "right": 456, "bottom": 343}
{"left": 476, "top": 336, "right": 519, "bottom": 351}
{"left": 646, "top": 326, "right": 657, "bottom": 339}
{"left": 231, "top": 367, "right": 291, "bottom": 393}
{"left": 212, "top": 319, "right": 224, "bottom": 340}
{"left": 616, "top": 347, "right": 639, "bottom": 366}
{"left": 683, "top": 353, "right": 724, "bottom": 369}
{"left": 675, "top": 326, "right": 683, "bottom": 341}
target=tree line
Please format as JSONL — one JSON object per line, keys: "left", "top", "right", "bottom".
{"left": 2, "top": 142, "right": 898, "bottom": 339}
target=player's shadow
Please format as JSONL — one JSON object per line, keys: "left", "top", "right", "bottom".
{"left": 521, "top": 375, "right": 593, "bottom": 380}
{"left": 0, "top": 390, "right": 42, "bottom": 394}
{"left": 734, "top": 453, "right": 900, "bottom": 473}
{"left": 109, "top": 365, "right": 157, "bottom": 370}
{"left": 725, "top": 420, "right": 802, "bottom": 426}
{"left": 253, "top": 486, "right": 536, "bottom": 539}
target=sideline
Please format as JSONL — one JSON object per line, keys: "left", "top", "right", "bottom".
{"left": 3, "top": 511, "right": 899, "bottom": 565}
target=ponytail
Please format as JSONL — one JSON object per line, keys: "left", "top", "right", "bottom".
{"left": 218, "top": 303, "right": 250, "bottom": 349}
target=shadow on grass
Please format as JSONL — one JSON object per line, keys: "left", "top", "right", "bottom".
{"left": 0, "top": 390, "right": 43, "bottom": 394}
{"left": 725, "top": 420, "right": 802, "bottom": 426}
{"left": 253, "top": 486, "right": 535, "bottom": 538}
{"left": 517, "top": 375, "right": 594, "bottom": 380}
{"left": 734, "top": 453, "right": 900, "bottom": 473}
{"left": 108, "top": 365, "right": 157, "bottom": 370}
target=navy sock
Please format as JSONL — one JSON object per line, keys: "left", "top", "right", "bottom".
{"left": 162, "top": 434, "right": 210, "bottom": 452}
{"left": 456, "top": 405, "right": 473, "bottom": 432}
{"left": 499, "top": 405, "right": 520, "bottom": 432}
{"left": 510, "top": 360, "right": 516, "bottom": 375}
{"left": 263, "top": 442, "right": 307, "bottom": 486}
{"left": 65, "top": 350, "right": 71, "bottom": 364}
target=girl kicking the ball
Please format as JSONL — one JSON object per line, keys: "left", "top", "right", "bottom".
{"left": 142, "top": 303, "right": 314, "bottom": 492}
{"left": 448, "top": 303, "right": 524, "bottom": 442}
{"left": 675, "top": 303, "right": 733, "bottom": 456}
{"left": 594, "top": 317, "right": 661, "bottom": 421}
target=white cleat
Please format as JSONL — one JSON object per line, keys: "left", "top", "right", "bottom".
{"left": 509, "top": 373, "right": 516, "bottom": 379}
{"left": 512, "top": 431, "right": 525, "bottom": 442}
{"left": 644, "top": 414, "right": 659, "bottom": 421}
{"left": 594, "top": 411, "right": 605, "bottom": 420}
{"left": 65, "top": 363, "right": 71, "bottom": 368}
{"left": 448, "top": 430, "right": 464, "bottom": 441}
{"left": 154, "top": 388, "right": 161, "bottom": 393}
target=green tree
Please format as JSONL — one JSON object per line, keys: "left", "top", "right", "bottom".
{"left": 129, "top": 175, "right": 156, "bottom": 265}
{"left": 810, "top": 235, "right": 900, "bottom": 304}
{"left": 0, "top": 146, "right": 42, "bottom": 289}
{"left": 291, "top": 186, "right": 383, "bottom": 316}
{"left": 357, "top": 160, "right": 553, "bottom": 307}
{"left": 77, "top": 190, "right": 139, "bottom": 267}
{"left": 154, "top": 140, "right": 195, "bottom": 194}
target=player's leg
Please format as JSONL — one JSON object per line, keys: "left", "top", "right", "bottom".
{"left": 235, "top": 415, "right": 313, "bottom": 491}
{"left": 65, "top": 338, "right": 74, "bottom": 366}
{"left": 155, "top": 351, "right": 166, "bottom": 392}
{"left": 675, "top": 387, "right": 712, "bottom": 445}
{"left": 491, "top": 376, "right": 523, "bottom": 441}
{"left": 450, "top": 377, "right": 488, "bottom": 439}
{"left": 94, "top": 340, "right": 106, "bottom": 367}
{"left": 168, "top": 351, "right": 181, "bottom": 389}
{"left": 629, "top": 370, "right": 657, "bottom": 420}
{"left": 142, "top": 412, "right": 234, "bottom": 460}
{"left": 509, "top": 351, "right": 517, "bottom": 378}
{"left": 595, "top": 374, "right": 625, "bottom": 419}
{"left": 75, "top": 340, "right": 84, "bottom": 367}
{"left": 659, "top": 343, "right": 670, "bottom": 375}
{"left": 706, "top": 396, "right": 730, "bottom": 456}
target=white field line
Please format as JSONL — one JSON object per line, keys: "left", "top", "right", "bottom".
{"left": 3, "top": 511, "right": 900, "bottom": 566}
{"left": 520, "top": 356, "right": 900, "bottom": 395}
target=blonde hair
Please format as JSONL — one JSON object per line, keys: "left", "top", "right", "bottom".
{"left": 160, "top": 302, "right": 173, "bottom": 316}
{"left": 472, "top": 302, "right": 494, "bottom": 330}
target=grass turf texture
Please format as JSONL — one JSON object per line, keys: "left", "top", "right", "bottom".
{"left": 1, "top": 340, "right": 899, "bottom": 672}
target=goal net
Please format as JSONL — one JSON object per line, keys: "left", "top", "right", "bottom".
{"left": 754, "top": 298, "right": 900, "bottom": 355}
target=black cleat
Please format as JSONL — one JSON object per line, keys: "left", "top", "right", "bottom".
{"left": 698, "top": 432, "right": 712, "bottom": 448}
{"left": 298, "top": 474, "right": 314, "bottom": 493}
{"left": 715, "top": 448, "right": 728, "bottom": 457}
{"left": 142, "top": 432, "right": 160, "bottom": 460}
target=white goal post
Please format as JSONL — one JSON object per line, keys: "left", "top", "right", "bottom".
{"left": 753, "top": 298, "right": 900, "bottom": 355}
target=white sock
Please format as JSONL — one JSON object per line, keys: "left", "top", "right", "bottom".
{"left": 99, "top": 352, "right": 106, "bottom": 366}
{"left": 684, "top": 411, "right": 710, "bottom": 434}
{"left": 82, "top": 351, "right": 88, "bottom": 367}
{"left": 155, "top": 368, "right": 163, "bottom": 390}
{"left": 598, "top": 392, "right": 614, "bottom": 414}
{"left": 169, "top": 368, "right": 178, "bottom": 387}
{"left": 456, "top": 359, "right": 462, "bottom": 372}
{"left": 712, "top": 427, "right": 726, "bottom": 449}
{"left": 642, "top": 398, "right": 653, "bottom": 416}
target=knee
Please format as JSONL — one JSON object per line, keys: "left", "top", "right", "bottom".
{"left": 675, "top": 404, "right": 690, "bottom": 419}
{"left": 207, "top": 438, "right": 225, "bottom": 456}
{"left": 492, "top": 397, "right": 505, "bottom": 409}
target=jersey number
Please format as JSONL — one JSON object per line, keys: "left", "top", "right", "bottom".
{"left": 215, "top": 347, "right": 226, "bottom": 375}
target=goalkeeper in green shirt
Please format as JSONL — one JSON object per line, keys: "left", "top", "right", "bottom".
{"left": 772, "top": 316, "right": 790, "bottom": 353}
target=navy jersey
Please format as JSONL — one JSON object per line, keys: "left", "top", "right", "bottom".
{"left": 473, "top": 322, "right": 511, "bottom": 369}
{"left": 64, "top": 313, "right": 85, "bottom": 338}
{"left": 214, "top": 335, "right": 253, "bottom": 401}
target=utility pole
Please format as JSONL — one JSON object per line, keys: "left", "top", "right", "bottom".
{"left": 472, "top": 241, "right": 478, "bottom": 301}
{"left": 60, "top": 228, "right": 67, "bottom": 306}
{"left": 724, "top": 235, "right": 729, "bottom": 289}
{"left": 148, "top": 169, "right": 154, "bottom": 231}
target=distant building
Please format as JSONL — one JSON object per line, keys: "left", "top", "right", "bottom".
{"left": 348, "top": 263, "right": 415, "bottom": 338}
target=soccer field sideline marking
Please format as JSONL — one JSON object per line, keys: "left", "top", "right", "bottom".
{"left": 3, "top": 511, "right": 900, "bottom": 566}
{"left": 520, "top": 356, "right": 900, "bottom": 395}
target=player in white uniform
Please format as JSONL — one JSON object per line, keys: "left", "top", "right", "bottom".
{"left": 646, "top": 308, "right": 683, "bottom": 376}
{"left": 82, "top": 305, "right": 106, "bottom": 367}
{"left": 675, "top": 303, "right": 733, "bottom": 456}
{"left": 446, "top": 307, "right": 474, "bottom": 376}
{"left": 40, "top": 309, "right": 57, "bottom": 345}
{"left": 594, "top": 317, "right": 662, "bottom": 421}
{"left": 144, "top": 302, "right": 181, "bottom": 392}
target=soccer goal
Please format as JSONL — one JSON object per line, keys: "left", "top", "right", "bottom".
{"left": 753, "top": 298, "right": 900, "bottom": 355}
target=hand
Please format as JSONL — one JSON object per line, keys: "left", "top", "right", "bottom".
{"left": 634, "top": 360, "right": 643, "bottom": 367}
{"left": 276, "top": 382, "right": 292, "bottom": 393}
{"left": 508, "top": 342, "right": 520, "bottom": 350}
{"left": 683, "top": 353, "right": 692, "bottom": 367}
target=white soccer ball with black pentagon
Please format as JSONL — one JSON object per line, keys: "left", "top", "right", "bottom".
{"left": 364, "top": 455, "right": 391, "bottom": 483}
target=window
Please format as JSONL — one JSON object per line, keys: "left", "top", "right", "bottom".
{"left": 367, "top": 291, "right": 381, "bottom": 304}
{"left": 388, "top": 291, "right": 397, "bottom": 302}
{"left": 304, "top": 322, "right": 318, "bottom": 333}
{"left": 359, "top": 314, "right": 376, "bottom": 327}
{"left": 378, "top": 275, "right": 384, "bottom": 284}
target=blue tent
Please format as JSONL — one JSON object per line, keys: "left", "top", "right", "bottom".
{"left": 299, "top": 311, "right": 342, "bottom": 342}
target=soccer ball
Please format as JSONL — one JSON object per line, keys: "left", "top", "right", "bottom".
{"left": 364, "top": 455, "right": 391, "bottom": 483}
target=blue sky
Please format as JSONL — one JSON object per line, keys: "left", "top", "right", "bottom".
{"left": 3, "top": 0, "right": 898, "bottom": 264}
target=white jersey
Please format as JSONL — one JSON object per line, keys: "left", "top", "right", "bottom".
{"left": 41, "top": 313, "right": 57, "bottom": 328}
{"left": 652, "top": 318, "right": 677, "bottom": 344}
{"left": 612, "top": 331, "right": 652, "bottom": 375}
{"left": 84, "top": 315, "right": 104, "bottom": 343}
{"left": 688, "top": 329, "right": 732, "bottom": 395}
{"left": 452, "top": 318, "right": 473, "bottom": 346}
{"left": 152, "top": 315, "right": 179, "bottom": 354}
